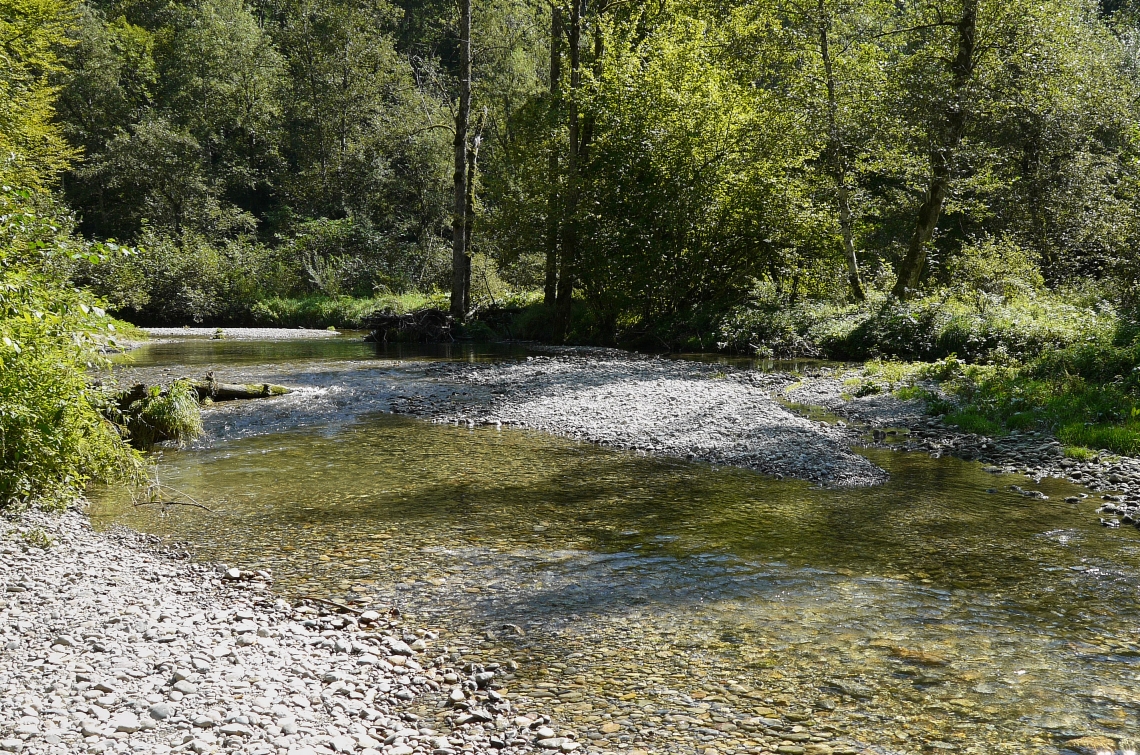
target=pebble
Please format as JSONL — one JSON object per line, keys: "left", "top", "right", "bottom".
{"left": 397, "top": 355, "right": 889, "bottom": 487}
{"left": 0, "top": 511, "right": 553, "bottom": 755}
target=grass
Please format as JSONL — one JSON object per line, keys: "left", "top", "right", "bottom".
{"left": 845, "top": 332, "right": 1140, "bottom": 455}
{"left": 250, "top": 292, "right": 449, "bottom": 329}
{"left": 119, "top": 381, "right": 204, "bottom": 449}
{"left": 1063, "top": 445, "right": 1100, "bottom": 461}
{"left": 1058, "top": 422, "right": 1140, "bottom": 456}
{"left": 942, "top": 408, "right": 1007, "bottom": 437}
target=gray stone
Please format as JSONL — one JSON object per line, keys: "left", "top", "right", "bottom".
{"left": 148, "top": 703, "right": 174, "bottom": 721}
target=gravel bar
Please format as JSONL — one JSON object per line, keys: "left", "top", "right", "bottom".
{"left": 392, "top": 353, "right": 888, "bottom": 487}
{"left": 0, "top": 511, "right": 561, "bottom": 755}
{"left": 144, "top": 329, "right": 346, "bottom": 341}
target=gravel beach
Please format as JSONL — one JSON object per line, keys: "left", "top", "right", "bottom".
{"left": 392, "top": 353, "right": 888, "bottom": 488}
{"left": 0, "top": 511, "right": 556, "bottom": 755}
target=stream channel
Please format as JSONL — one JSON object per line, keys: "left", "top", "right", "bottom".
{"left": 89, "top": 335, "right": 1140, "bottom": 755}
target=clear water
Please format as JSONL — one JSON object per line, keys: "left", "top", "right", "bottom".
{"left": 91, "top": 338, "right": 1140, "bottom": 754}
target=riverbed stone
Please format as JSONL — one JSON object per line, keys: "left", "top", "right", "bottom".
{"left": 0, "top": 510, "right": 559, "bottom": 755}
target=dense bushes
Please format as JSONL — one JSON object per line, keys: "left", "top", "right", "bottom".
{"left": 716, "top": 287, "right": 1113, "bottom": 364}
{"left": 75, "top": 215, "right": 454, "bottom": 326}
{"left": 0, "top": 192, "right": 141, "bottom": 510}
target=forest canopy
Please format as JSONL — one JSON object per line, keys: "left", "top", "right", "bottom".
{"left": 10, "top": 0, "right": 1140, "bottom": 339}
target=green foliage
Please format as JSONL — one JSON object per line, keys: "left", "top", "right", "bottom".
{"left": 942, "top": 409, "right": 1008, "bottom": 438}
{"left": 0, "top": 0, "right": 79, "bottom": 189}
{"left": 1058, "top": 422, "right": 1140, "bottom": 456}
{"left": 852, "top": 324, "right": 1140, "bottom": 454}
{"left": 250, "top": 292, "right": 448, "bottom": 329}
{"left": 76, "top": 226, "right": 290, "bottom": 324}
{"left": 718, "top": 288, "right": 1113, "bottom": 363}
{"left": 0, "top": 190, "right": 141, "bottom": 511}
{"left": 944, "top": 236, "right": 1044, "bottom": 310}
{"left": 118, "top": 381, "right": 203, "bottom": 449}
{"left": 283, "top": 217, "right": 449, "bottom": 297}
{"left": 1063, "top": 445, "right": 1098, "bottom": 461}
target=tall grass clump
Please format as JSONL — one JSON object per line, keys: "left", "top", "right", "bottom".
{"left": 117, "top": 381, "right": 203, "bottom": 449}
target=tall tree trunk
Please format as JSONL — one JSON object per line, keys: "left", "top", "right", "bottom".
{"left": 818, "top": 0, "right": 864, "bottom": 302}
{"left": 554, "top": 0, "right": 581, "bottom": 341}
{"left": 892, "top": 0, "right": 978, "bottom": 300}
{"left": 463, "top": 120, "right": 482, "bottom": 313}
{"left": 543, "top": 5, "right": 562, "bottom": 307}
{"left": 450, "top": 0, "right": 472, "bottom": 320}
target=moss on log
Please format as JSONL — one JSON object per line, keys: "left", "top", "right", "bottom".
{"left": 193, "top": 381, "right": 291, "bottom": 402}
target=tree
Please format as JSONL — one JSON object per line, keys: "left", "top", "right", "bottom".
{"left": 451, "top": 0, "right": 473, "bottom": 319}
{"left": 815, "top": 0, "right": 865, "bottom": 300}
{"left": 892, "top": 0, "right": 979, "bottom": 299}
{"left": 0, "top": 0, "right": 78, "bottom": 189}
{"left": 543, "top": 3, "right": 561, "bottom": 306}
{"left": 552, "top": 0, "right": 583, "bottom": 340}
{"left": 1, "top": 0, "right": 140, "bottom": 509}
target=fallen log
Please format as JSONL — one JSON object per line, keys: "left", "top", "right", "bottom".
{"left": 193, "top": 380, "right": 291, "bottom": 402}
{"left": 190, "top": 371, "right": 291, "bottom": 402}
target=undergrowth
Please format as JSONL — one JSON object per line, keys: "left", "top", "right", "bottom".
{"left": 250, "top": 293, "right": 450, "bottom": 329}
{"left": 848, "top": 334, "right": 1140, "bottom": 456}
{"left": 120, "top": 381, "right": 204, "bottom": 449}
{"left": 717, "top": 288, "right": 1115, "bottom": 363}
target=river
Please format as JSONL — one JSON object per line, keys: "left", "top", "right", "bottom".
{"left": 90, "top": 335, "right": 1140, "bottom": 755}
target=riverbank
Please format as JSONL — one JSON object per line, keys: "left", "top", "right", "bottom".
{"left": 0, "top": 510, "right": 558, "bottom": 755}
{"left": 786, "top": 371, "right": 1140, "bottom": 524}
{"left": 145, "top": 328, "right": 346, "bottom": 341}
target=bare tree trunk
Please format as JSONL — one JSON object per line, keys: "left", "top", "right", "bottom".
{"left": 554, "top": 0, "right": 581, "bottom": 341}
{"left": 543, "top": 5, "right": 562, "bottom": 307}
{"left": 892, "top": 0, "right": 977, "bottom": 300}
{"left": 450, "top": 0, "right": 472, "bottom": 320}
{"left": 818, "top": 0, "right": 865, "bottom": 302}
{"left": 463, "top": 118, "right": 483, "bottom": 313}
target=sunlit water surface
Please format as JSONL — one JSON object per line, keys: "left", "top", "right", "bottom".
{"left": 91, "top": 338, "right": 1140, "bottom": 754}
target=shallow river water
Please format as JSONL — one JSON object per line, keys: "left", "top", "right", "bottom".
{"left": 90, "top": 337, "right": 1140, "bottom": 755}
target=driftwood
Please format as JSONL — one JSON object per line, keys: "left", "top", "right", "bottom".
{"left": 117, "top": 373, "right": 291, "bottom": 406}
{"left": 133, "top": 500, "right": 215, "bottom": 512}
{"left": 364, "top": 308, "right": 454, "bottom": 343}
{"left": 193, "top": 374, "right": 291, "bottom": 402}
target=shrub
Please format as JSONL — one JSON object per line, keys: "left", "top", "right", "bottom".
{"left": 282, "top": 216, "right": 450, "bottom": 297}
{"left": 716, "top": 287, "right": 1114, "bottom": 364}
{"left": 0, "top": 190, "right": 141, "bottom": 510}
{"left": 76, "top": 227, "right": 293, "bottom": 325}
{"left": 114, "top": 381, "right": 203, "bottom": 449}
{"left": 945, "top": 236, "right": 1044, "bottom": 310}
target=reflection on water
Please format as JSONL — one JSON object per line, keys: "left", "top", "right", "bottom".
{"left": 91, "top": 338, "right": 1140, "bottom": 754}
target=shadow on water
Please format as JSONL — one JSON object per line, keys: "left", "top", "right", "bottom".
{"left": 90, "top": 337, "right": 1140, "bottom": 753}
{"left": 114, "top": 335, "right": 533, "bottom": 369}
